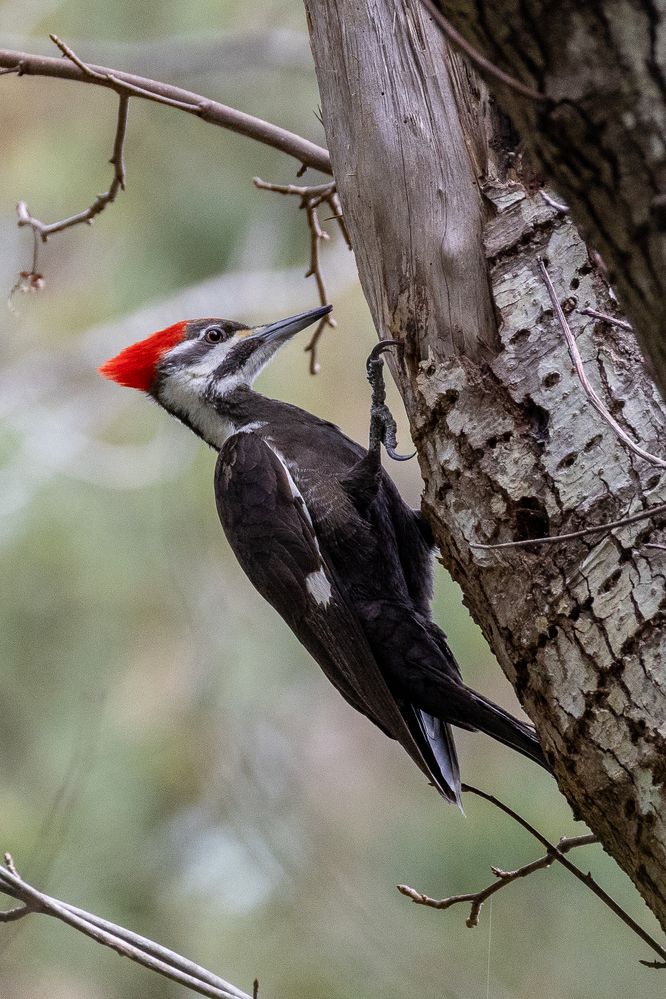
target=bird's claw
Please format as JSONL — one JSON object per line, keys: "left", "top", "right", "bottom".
{"left": 366, "top": 338, "right": 400, "bottom": 373}
{"left": 386, "top": 444, "right": 416, "bottom": 462}
{"left": 365, "top": 339, "right": 414, "bottom": 463}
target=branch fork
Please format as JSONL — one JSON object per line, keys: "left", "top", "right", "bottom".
{"left": 0, "top": 853, "right": 254, "bottom": 999}
{"left": 397, "top": 784, "right": 666, "bottom": 967}
{"left": 2, "top": 33, "right": 333, "bottom": 326}
{"left": 254, "top": 176, "right": 351, "bottom": 373}
{"left": 398, "top": 833, "right": 596, "bottom": 927}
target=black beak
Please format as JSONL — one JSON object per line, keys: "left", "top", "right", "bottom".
{"left": 250, "top": 305, "right": 332, "bottom": 344}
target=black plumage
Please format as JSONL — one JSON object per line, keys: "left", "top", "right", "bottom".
{"left": 101, "top": 306, "right": 550, "bottom": 805}
{"left": 214, "top": 387, "right": 549, "bottom": 804}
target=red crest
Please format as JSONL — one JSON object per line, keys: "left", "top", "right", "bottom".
{"left": 98, "top": 322, "right": 187, "bottom": 391}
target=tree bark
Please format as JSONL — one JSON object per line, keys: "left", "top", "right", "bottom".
{"left": 435, "top": 0, "right": 666, "bottom": 400}
{"left": 305, "top": 0, "right": 666, "bottom": 932}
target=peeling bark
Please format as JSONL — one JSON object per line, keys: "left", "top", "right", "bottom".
{"left": 305, "top": 0, "right": 666, "bottom": 932}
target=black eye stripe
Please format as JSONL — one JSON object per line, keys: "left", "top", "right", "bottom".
{"left": 211, "top": 338, "right": 259, "bottom": 378}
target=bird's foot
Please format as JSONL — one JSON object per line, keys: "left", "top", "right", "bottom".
{"left": 365, "top": 341, "right": 415, "bottom": 462}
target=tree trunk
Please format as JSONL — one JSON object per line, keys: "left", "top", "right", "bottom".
{"left": 305, "top": 0, "right": 666, "bottom": 932}
{"left": 437, "top": 0, "right": 666, "bottom": 401}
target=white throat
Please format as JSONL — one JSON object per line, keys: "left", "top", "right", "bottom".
{"left": 159, "top": 371, "right": 242, "bottom": 449}
{"left": 157, "top": 335, "right": 276, "bottom": 449}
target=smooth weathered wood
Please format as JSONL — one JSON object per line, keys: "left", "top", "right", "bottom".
{"left": 305, "top": 0, "right": 666, "bottom": 931}
{"left": 303, "top": 2, "right": 497, "bottom": 371}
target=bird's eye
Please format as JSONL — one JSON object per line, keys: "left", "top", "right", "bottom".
{"left": 204, "top": 326, "right": 224, "bottom": 344}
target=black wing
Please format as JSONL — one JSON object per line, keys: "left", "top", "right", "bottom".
{"left": 214, "top": 432, "right": 461, "bottom": 803}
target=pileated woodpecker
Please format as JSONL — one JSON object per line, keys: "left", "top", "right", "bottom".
{"left": 100, "top": 305, "right": 549, "bottom": 804}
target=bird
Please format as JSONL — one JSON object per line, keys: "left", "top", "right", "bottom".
{"left": 99, "top": 304, "right": 550, "bottom": 805}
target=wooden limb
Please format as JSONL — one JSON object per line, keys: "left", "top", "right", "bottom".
{"left": 457, "top": 784, "right": 666, "bottom": 966}
{"left": 0, "top": 38, "right": 331, "bottom": 174}
{"left": 471, "top": 501, "right": 666, "bottom": 551}
{"left": 16, "top": 91, "right": 129, "bottom": 243}
{"left": 399, "top": 782, "right": 666, "bottom": 968}
{"left": 540, "top": 190, "right": 569, "bottom": 213}
{"left": 418, "top": 0, "right": 545, "bottom": 102}
{"left": 253, "top": 175, "right": 349, "bottom": 373}
{"left": 581, "top": 307, "right": 633, "bottom": 333}
{"left": 398, "top": 833, "right": 597, "bottom": 927}
{"left": 0, "top": 854, "right": 254, "bottom": 999}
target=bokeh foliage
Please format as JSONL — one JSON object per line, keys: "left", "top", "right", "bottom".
{"left": 0, "top": 2, "right": 662, "bottom": 996}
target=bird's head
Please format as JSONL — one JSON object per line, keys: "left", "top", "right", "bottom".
{"left": 99, "top": 305, "right": 331, "bottom": 444}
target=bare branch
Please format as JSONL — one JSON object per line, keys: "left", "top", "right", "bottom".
{"left": 399, "top": 833, "right": 596, "bottom": 926}
{"left": 539, "top": 258, "right": 666, "bottom": 469}
{"left": 471, "top": 501, "right": 666, "bottom": 551}
{"left": 7, "top": 238, "right": 44, "bottom": 310}
{"left": 254, "top": 176, "right": 349, "bottom": 373}
{"left": 459, "top": 785, "right": 666, "bottom": 965}
{"left": 397, "top": 784, "right": 666, "bottom": 966}
{"left": 419, "top": 0, "right": 546, "bottom": 103}
{"left": 0, "top": 42, "right": 331, "bottom": 174}
{"left": 581, "top": 307, "right": 633, "bottom": 332}
{"left": 16, "top": 91, "right": 129, "bottom": 243}
{"left": 0, "top": 856, "right": 253, "bottom": 999}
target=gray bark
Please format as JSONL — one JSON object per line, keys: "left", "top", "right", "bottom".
{"left": 438, "top": 0, "right": 666, "bottom": 400}
{"left": 305, "top": 0, "right": 666, "bottom": 932}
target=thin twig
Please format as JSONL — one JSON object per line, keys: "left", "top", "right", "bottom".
{"left": 539, "top": 258, "right": 666, "bottom": 469}
{"left": 398, "top": 784, "right": 666, "bottom": 967}
{"left": 419, "top": 0, "right": 546, "bottom": 102}
{"left": 461, "top": 785, "right": 666, "bottom": 966}
{"left": 0, "top": 42, "right": 331, "bottom": 174}
{"left": 581, "top": 307, "right": 633, "bottom": 332}
{"left": 17, "top": 91, "right": 129, "bottom": 243}
{"left": 0, "top": 856, "right": 253, "bottom": 999}
{"left": 254, "top": 176, "right": 349, "bottom": 374}
{"left": 540, "top": 190, "right": 569, "bottom": 213}
{"left": 471, "top": 501, "right": 666, "bottom": 551}
{"left": 398, "top": 834, "right": 597, "bottom": 926}
{"left": 253, "top": 179, "right": 335, "bottom": 200}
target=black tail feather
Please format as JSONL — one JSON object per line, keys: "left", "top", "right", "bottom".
{"left": 410, "top": 706, "right": 463, "bottom": 806}
{"left": 466, "top": 689, "right": 551, "bottom": 773}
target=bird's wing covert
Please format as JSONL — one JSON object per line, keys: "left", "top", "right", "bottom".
{"left": 214, "top": 432, "right": 457, "bottom": 799}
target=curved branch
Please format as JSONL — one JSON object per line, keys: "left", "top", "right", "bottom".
{"left": 17, "top": 91, "right": 129, "bottom": 242}
{"left": 0, "top": 855, "right": 254, "bottom": 999}
{"left": 0, "top": 42, "right": 331, "bottom": 175}
{"left": 459, "top": 785, "right": 666, "bottom": 966}
{"left": 253, "top": 176, "right": 351, "bottom": 373}
{"left": 471, "top": 501, "right": 666, "bottom": 551}
{"left": 398, "top": 834, "right": 597, "bottom": 927}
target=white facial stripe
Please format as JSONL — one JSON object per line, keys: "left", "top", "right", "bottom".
{"left": 168, "top": 337, "right": 237, "bottom": 379}
{"left": 157, "top": 331, "right": 282, "bottom": 449}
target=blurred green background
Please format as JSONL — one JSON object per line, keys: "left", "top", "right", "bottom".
{"left": 0, "top": 2, "right": 662, "bottom": 997}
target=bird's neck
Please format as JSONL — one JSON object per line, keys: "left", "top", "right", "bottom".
{"left": 160, "top": 381, "right": 271, "bottom": 451}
